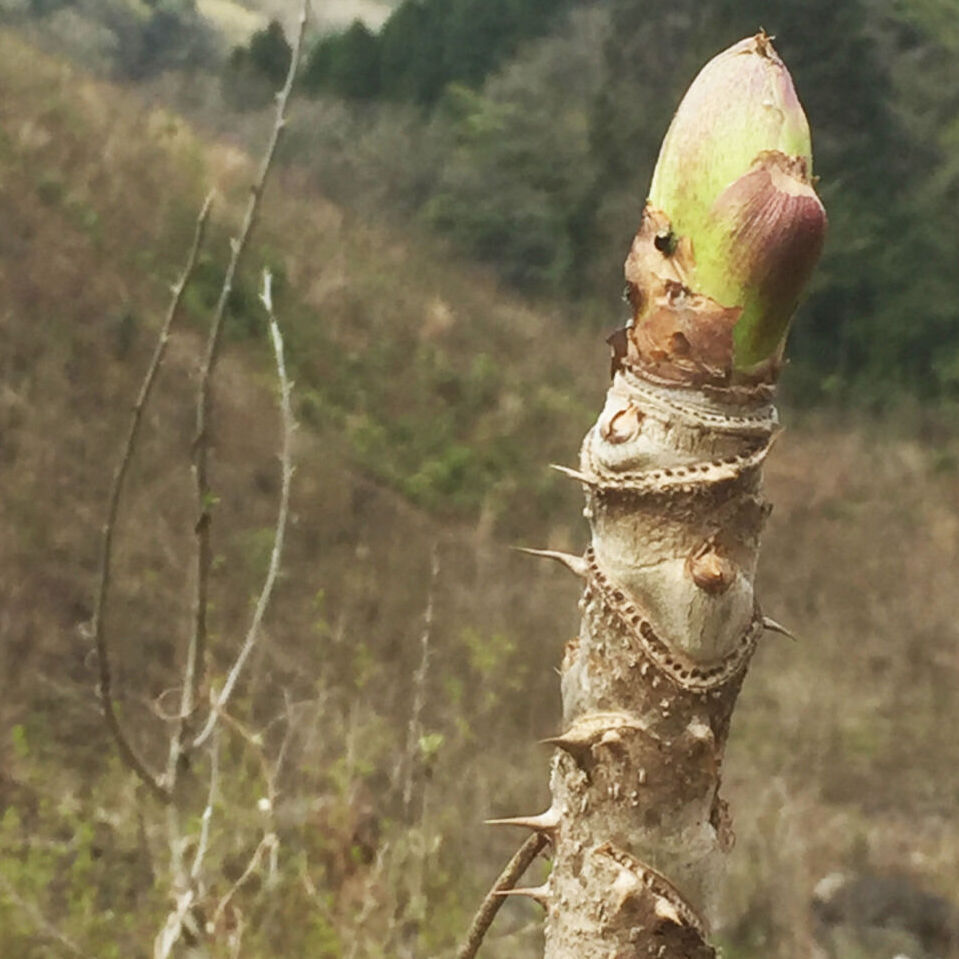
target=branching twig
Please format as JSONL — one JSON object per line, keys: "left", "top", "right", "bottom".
{"left": 180, "top": 0, "right": 309, "bottom": 769}
{"left": 192, "top": 269, "right": 295, "bottom": 750}
{"left": 155, "top": 733, "right": 220, "bottom": 959}
{"left": 89, "top": 193, "right": 214, "bottom": 805}
{"left": 455, "top": 834, "right": 548, "bottom": 959}
{"left": 211, "top": 832, "right": 278, "bottom": 932}
{"left": 209, "top": 702, "right": 282, "bottom": 809}
{"left": 154, "top": 887, "right": 197, "bottom": 959}
{"left": 158, "top": 264, "right": 296, "bottom": 951}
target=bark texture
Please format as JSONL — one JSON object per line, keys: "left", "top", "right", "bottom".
{"left": 495, "top": 33, "right": 824, "bottom": 958}
{"left": 536, "top": 367, "right": 778, "bottom": 958}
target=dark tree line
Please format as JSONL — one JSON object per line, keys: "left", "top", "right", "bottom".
{"left": 301, "top": 0, "right": 576, "bottom": 104}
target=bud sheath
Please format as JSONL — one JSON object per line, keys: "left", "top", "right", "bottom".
{"left": 627, "top": 32, "right": 826, "bottom": 380}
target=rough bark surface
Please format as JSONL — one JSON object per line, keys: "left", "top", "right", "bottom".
{"left": 537, "top": 365, "right": 778, "bottom": 958}
{"left": 489, "top": 34, "right": 825, "bottom": 957}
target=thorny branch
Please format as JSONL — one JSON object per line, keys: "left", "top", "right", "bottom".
{"left": 179, "top": 0, "right": 309, "bottom": 772}
{"left": 201, "top": 696, "right": 295, "bottom": 955}
{"left": 455, "top": 833, "right": 549, "bottom": 959}
{"left": 89, "top": 193, "right": 213, "bottom": 804}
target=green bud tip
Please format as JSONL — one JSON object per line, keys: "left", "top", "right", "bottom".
{"left": 623, "top": 32, "right": 827, "bottom": 384}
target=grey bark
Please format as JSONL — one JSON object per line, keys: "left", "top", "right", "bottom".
{"left": 521, "top": 368, "right": 778, "bottom": 957}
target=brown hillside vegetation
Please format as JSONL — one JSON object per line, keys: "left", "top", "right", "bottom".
{"left": 2, "top": 28, "right": 959, "bottom": 959}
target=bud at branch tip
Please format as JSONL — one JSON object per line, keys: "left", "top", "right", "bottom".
{"left": 623, "top": 31, "right": 826, "bottom": 384}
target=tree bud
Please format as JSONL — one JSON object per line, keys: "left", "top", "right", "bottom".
{"left": 632, "top": 32, "right": 826, "bottom": 378}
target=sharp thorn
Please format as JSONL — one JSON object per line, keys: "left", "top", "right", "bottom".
{"left": 486, "top": 807, "right": 561, "bottom": 836}
{"left": 493, "top": 884, "right": 550, "bottom": 907}
{"left": 763, "top": 615, "right": 798, "bottom": 642}
{"left": 540, "top": 733, "right": 589, "bottom": 764}
{"left": 511, "top": 547, "right": 588, "bottom": 579}
{"left": 540, "top": 734, "right": 568, "bottom": 749}
{"left": 550, "top": 464, "right": 595, "bottom": 485}
{"left": 653, "top": 896, "right": 684, "bottom": 926}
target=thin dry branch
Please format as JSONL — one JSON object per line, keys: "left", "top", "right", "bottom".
{"left": 207, "top": 698, "right": 287, "bottom": 811}
{"left": 455, "top": 834, "right": 548, "bottom": 959}
{"left": 190, "top": 730, "right": 220, "bottom": 883}
{"left": 211, "top": 832, "right": 279, "bottom": 932}
{"left": 192, "top": 269, "right": 295, "bottom": 750}
{"left": 181, "top": 0, "right": 309, "bottom": 759}
{"left": 155, "top": 733, "right": 221, "bottom": 959}
{"left": 89, "top": 193, "right": 213, "bottom": 805}
{"left": 154, "top": 886, "right": 198, "bottom": 959}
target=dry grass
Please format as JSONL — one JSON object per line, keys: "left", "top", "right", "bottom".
{"left": 2, "top": 27, "right": 958, "bottom": 959}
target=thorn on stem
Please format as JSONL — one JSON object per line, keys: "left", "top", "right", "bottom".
{"left": 550, "top": 464, "right": 595, "bottom": 485}
{"left": 540, "top": 732, "right": 591, "bottom": 767}
{"left": 511, "top": 547, "right": 588, "bottom": 579}
{"left": 653, "top": 895, "right": 684, "bottom": 926}
{"left": 492, "top": 884, "right": 550, "bottom": 907}
{"left": 486, "top": 806, "right": 561, "bottom": 838}
{"left": 762, "top": 615, "right": 798, "bottom": 641}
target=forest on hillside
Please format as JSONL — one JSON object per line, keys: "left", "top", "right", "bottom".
{"left": 6, "top": 0, "right": 959, "bottom": 403}
{"left": 3, "top": 1, "right": 959, "bottom": 958}
{"left": 286, "top": 0, "right": 959, "bottom": 406}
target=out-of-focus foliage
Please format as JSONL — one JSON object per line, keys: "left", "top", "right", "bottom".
{"left": 14, "top": 0, "right": 959, "bottom": 402}
{"left": 242, "top": 18, "right": 291, "bottom": 86}
{"left": 423, "top": 7, "right": 606, "bottom": 291}
{"left": 0, "top": 33, "right": 581, "bottom": 957}
{"left": 289, "top": 0, "right": 959, "bottom": 405}
{"left": 3, "top": 0, "right": 220, "bottom": 78}
{"left": 224, "top": 19, "right": 292, "bottom": 108}
{"left": 5, "top": 10, "right": 959, "bottom": 959}
{"left": 304, "top": 18, "right": 380, "bottom": 100}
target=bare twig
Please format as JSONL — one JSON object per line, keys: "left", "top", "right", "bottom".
{"left": 158, "top": 265, "right": 295, "bottom": 947}
{"left": 211, "top": 832, "right": 278, "bottom": 932}
{"left": 190, "top": 730, "right": 220, "bottom": 883}
{"left": 180, "top": 0, "right": 310, "bottom": 768}
{"left": 209, "top": 702, "right": 282, "bottom": 808}
{"left": 89, "top": 192, "right": 213, "bottom": 805}
{"left": 228, "top": 909, "right": 247, "bottom": 959}
{"left": 155, "top": 733, "right": 220, "bottom": 959}
{"left": 0, "top": 874, "right": 93, "bottom": 959}
{"left": 192, "top": 269, "right": 295, "bottom": 750}
{"left": 455, "top": 834, "right": 548, "bottom": 959}
{"left": 154, "top": 887, "right": 197, "bottom": 959}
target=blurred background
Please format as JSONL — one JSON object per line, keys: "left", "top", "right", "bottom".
{"left": 2, "top": 0, "right": 959, "bottom": 956}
